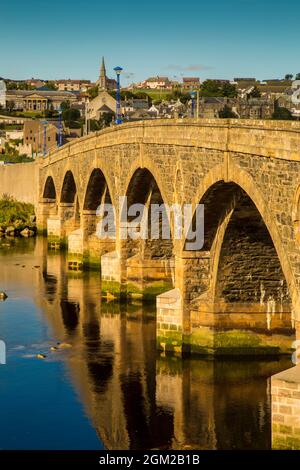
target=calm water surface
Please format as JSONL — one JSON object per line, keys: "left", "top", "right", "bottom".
{"left": 0, "top": 237, "right": 293, "bottom": 450}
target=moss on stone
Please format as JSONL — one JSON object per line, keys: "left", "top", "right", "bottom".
{"left": 48, "top": 235, "right": 67, "bottom": 250}
{"left": 279, "top": 424, "right": 293, "bottom": 434}
{"left": 157, "top": 331, "right": 185, "bottom": 353}
{"left": 158, "top": 327, "right": 293, "bottom": 357}
{"left": 142, "top": 281, "right": 173, "bottom": 301}
{"left": 285, "top": 436, "right": 300, "bottom": 449}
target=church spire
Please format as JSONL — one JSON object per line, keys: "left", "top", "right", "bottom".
{"left": 100, "top": 57, "right": 106, "bottom": 77}
{"left": 99, "top": 56, "right": 107, "bottom": 91}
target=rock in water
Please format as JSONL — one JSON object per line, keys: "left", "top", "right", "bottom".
{"left": 57, "top": 343, "right": 72, "bottom": 349}
{"left": 5, "top": 226, "right": 15, "bottom": 236}
{"left": 0, "top": 292, "right": 7, "bottom": 301}
{"left": 36, "top": 354, "right": 46, "bottom": 359}
{"left": 20, "top": 228, "right": 34, "bottom": 237}
{"left": 103, "top": 292, "right": 116, "bottom": 301}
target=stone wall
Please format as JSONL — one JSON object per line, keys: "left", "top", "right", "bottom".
{"left": 272, "top": 365, "right": 300, "bottom": 449}
{"left": 0, "top": 161, "right": 38, "bottom": 205}
{"left": 217, "top": 193, "right": 290, "bottom": 306}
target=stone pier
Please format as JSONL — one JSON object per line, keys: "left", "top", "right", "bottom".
{"left": 272, "top": 364, "right": 300, "bottom": 449}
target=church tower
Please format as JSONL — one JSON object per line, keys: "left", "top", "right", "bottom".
{"left": 98, "top": 56, "right": 107, "bottom": 91}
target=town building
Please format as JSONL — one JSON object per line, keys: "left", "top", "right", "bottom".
{"left": 237, "top": 98, "right": 275, "bottom": 119}
{"left": 27, "top": 78, "right": 46, "bottom": 89}
{"left": 56, "top": 79, "right": 93, "bottom": 92}
{"left": 277, "top": 80, "right": 300, "bottom": 118}
{"left": 23, "top": 120, "right": 57, "bottom": 155}
{"left": 4, "top": 89, "right": 77, "bottom": 111}
{"left": 87, "top": 90, "right": 116, "bottom": 120}
{"left": 182, "top": 77, "right": 200, "bottom": 89}
{"left": 198, "top": 97, "right": 232, "bottom": 118}
{"left": 138, "top": 76, "right": 172, "bottom": 90}
{"left": 121, "top": 98, "right": 149, "bottom": 114}
{"left": 290, "top": 80, "right": 300, "bottom": 106}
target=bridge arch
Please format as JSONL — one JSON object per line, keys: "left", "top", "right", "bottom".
{"left": 43, "top": 175, "right": 56, "bottom": 200}
{"left": 124, "top": 157, "right": 172, "bottom": 209}
{"left": 60, "top": 170, "right": 77, "bottom": 203}
{"left": 124, "top": 167, "right": 174, "bottom": 259}
{"left": 82, "top": 168, "right": 116, "bottom": 239}
{"left": 83, "top": 168, "right": 113, "bottom": 210}
{"left": 184, "top": 163, "right": 298, "bottom": 313}
{"left": 59, "top": 169, "right": 81, "bottom": 233}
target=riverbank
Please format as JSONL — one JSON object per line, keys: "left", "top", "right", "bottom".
{"left": 0, "top": 196, "right": 36, "bottom": 237}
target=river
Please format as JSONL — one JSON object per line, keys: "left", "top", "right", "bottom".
{"left": 0, "top": 237, "right": 293, "bottom": 450}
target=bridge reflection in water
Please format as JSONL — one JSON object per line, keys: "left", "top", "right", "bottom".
{"left": 30, "top": 237, "right": 291, "bottom": 450}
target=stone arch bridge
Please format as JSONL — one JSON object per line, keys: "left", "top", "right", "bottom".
{"left": 34, "top": 119, "right": 300, "bottom": 355}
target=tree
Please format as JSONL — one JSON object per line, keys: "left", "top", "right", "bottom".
{"left": 296, "top": 73, "right": 300, "bottom": 80}
{"left": 285, "top": 74, "right": 293, "bottom": 81}
{"left": 89, "top": 113, "right": 114, "bottom": 131}
{"left": 62, "top": 107, "right": 81, "bottom": 127}
{"left": 249, "top": 86, "right": 261, "bottom": 98}
{"left": 200, "top": 80, "right": 237, "bottom": 98}
{"left": 60, "top": 100, "right": 70, "bottom": 111}
{"left": 222, "top": 82, "right": 238, "bottom": 98}
{"left": 6, "top": 100, "right": 15, "bottom": 112}
{"left": 18, "top": 82, "right": 33, "bottom": 90}
{"left": 168, "top": 89, "right": 190, "bottom": 104}
{"left": 44, "top": 109, "right": 58, "bottom": 118}
{"left": 272, "top": 105, "right": 294, "bottom": 120}
{"left": 218, "top": 105, "right": 238, "bottom": 119}
{"left": 99, "top": 112, "right": 114, "bottom": 128}
{"left": 200, "top": 80, "right": 221, "bottom": 97}
{"left": 87, "top": 86, "right": 99, "bottom": 100}
{"left": 5, "top": 81, "right": 32, "bottom": 91}
{"left": 45, "top": 81, "right": 58, "bottom": 91}
{"left": 133, "top": 91, "right": 149, "bottom": 100}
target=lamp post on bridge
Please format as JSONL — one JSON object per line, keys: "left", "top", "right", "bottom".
{"left": 114, "top": 66, "right": 123, "bottom": 125}
{"left": 189, "top": 91, "right": 196, "bottom": 118}
{"left": 58, "top": 108, "right": 63, "bottom": 147}
{"left": 41, "top": 120, "right": 48, "bottom": 157}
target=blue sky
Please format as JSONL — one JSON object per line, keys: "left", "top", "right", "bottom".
{"left": 1, "top": 0, "right": 299, "bottom": 84}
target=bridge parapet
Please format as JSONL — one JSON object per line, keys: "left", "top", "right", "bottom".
{"left": 43, "top": 119, "right": 300, "bottom": 166}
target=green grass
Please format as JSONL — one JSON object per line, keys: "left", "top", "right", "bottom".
{"left": 0, "top": 154, "right": 34, "bottom": 163}
{"left": 0, "top": 195, "right": 35, "bottom": 227}
{"left": 130, "top": 88, "right": 173, "bottom": 101}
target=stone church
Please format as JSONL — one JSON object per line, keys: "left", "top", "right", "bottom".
{"left": 88, "top": 57, "right": 117, "bottom": 120}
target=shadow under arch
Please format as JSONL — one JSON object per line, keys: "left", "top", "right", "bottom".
{"left": 124, "top": 167, "right": 174, "bottom": 259}
{"left": 82, "top": 168, "right": 116, "bottom": 240}
{"left": 43, "top": 175, "right": 56, "bottom": 200}
{"left": 124, "top": 158, "right": 172, "bottom": 210}
{"left": 59, "top": 169, "right": 81, "bottom": 231}
{"left": 83, "top": 168, "right": 113, "bottom": 210}
{"left": 183, "top": 164, "right": 299, "bottom": 314}
{"left": 60, "top": 170, "right": 77, "bottom": 203}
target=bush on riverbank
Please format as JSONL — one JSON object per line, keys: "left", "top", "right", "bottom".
{"left": 0, "top": 195, "right": 36, "bottom": 235}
